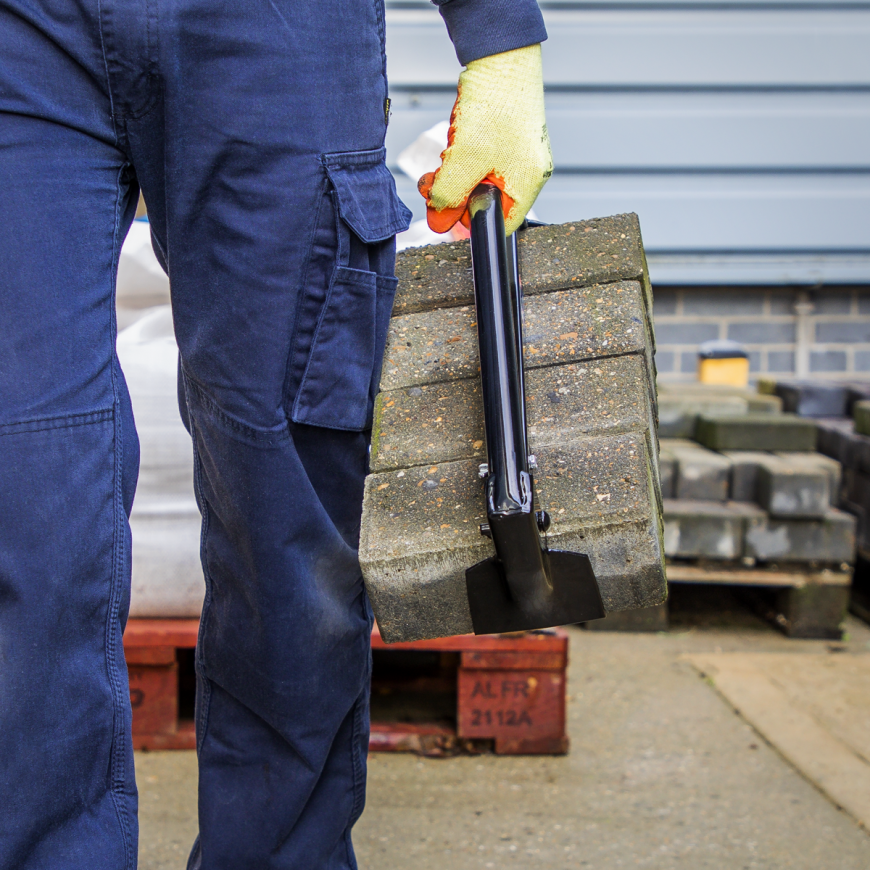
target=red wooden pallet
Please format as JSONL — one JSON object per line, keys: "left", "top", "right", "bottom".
{"left": 123, "top": 619, "right": 569, "bottom": 755}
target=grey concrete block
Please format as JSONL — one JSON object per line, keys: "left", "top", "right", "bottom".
{"left": 815, "top": 418, "right": 855, "bottom": 463}
{"left": 854, "top": 400, "right": 870, "bottom": 437}
{"left": 371, "top": 354, "right": 652, "bottom": 473}
{"left": 682, "top": 288, "right": 764, "bottom": 317}
{"left": 364, "top": 217, "right": 664, "bottom": 642}
{"left": 720, "top": 451, "right": 772, "bottom": 502}
{"left": 695, "top": 414, "right": 817, "bottom": 452}
{"left": 656, "top": 394, "right": 748, "bottom": 439}
{"left": 392, "top": 214, "right": 647, "bottom": 318}
{"left": 668, "top": 444, "right": 731, "bottom": 501}
{"left": 744, "top": 509, "right": 856, "bottom": 564}
{"left": 756, "top": 455, "right": 832, "bottom": 519}
{"left": 854, "top": 351, "right": 870, "bottom": 372}
{"left": 816, "top": 321, "right": 870, "bottom": 343}
{"left": 658, "top": 447, "right": 676, "bottom": 499}
{"left": 767, "top": 351, "right": 796, "bottom": 373}
{"left": 663, "top": 499, "right": 764, "bottom": 561}
{"left": 810, "top": 351, "right": 847, "bottom": 374}
{"left": 655, "top": 322, "right": 719, "bottom": 345}
{"left": 728, "top": 322, "right": 796, "bottom": 344}
{"left": 361, "top": 435, "right": 665, "bottom": 642}
{"left": 773, "top": 452, "right": 842, "bottom": 504}
{"left": 381, "top": 280, "right": 649, "bottom": 392}
{"left": 774, "top": 381, "right": 849, "bottom": 418}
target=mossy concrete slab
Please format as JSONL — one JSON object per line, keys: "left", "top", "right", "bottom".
{"left": 696, "top": 414, "right": 818, "bottom": 452}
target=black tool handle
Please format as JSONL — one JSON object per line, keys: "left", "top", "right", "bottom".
{"left": 467, "top": 184, "right": 530, "bottom": 517}
{"left": 464, "top": 186, "right": 604, "bottom": 633}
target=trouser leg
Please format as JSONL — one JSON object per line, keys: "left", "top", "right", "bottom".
{"left": 121, "top": 2, "right": 411, "bottom": 867}
{"left": 0, "top": 4, "right": 140, "bottom": 863}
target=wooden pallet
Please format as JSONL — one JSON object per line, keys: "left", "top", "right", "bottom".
{"left": 123, "top": 619, "right": 569, "bottom": 756}
{"left": 586, "top": 562, "right": 852, "bottom": 638}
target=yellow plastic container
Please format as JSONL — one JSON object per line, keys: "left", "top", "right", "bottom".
{"left": 697, "top": 340, "right": 749, "bottom": 387}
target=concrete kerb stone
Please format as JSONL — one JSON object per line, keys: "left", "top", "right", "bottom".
{"left": 744, "top": 509, "right": 857, "bottom": 563}
{"left": 720, "top": 451, "right": 773, "bottom": 502}
{"left": 695, "top": 413, "right": 818, "bottom": 452}
{"left": 662, "top": 499, "right": 765, "bottom": 561}
{"left": 667, "top": 443, "right": 732, "bottom": 502}
{"left": 756, "top": 455, "right": 833, "bottom": 519}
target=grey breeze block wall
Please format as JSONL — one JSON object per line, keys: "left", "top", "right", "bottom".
{"left": 654, "top": 287, "right": 870, "bottom": 384}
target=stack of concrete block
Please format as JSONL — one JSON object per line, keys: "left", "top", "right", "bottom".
{"left": 656, "top": 383, "right": 781, "bottom": 438}
{"left": 360, "top": 215, "right": 667, "bottom": 642}
{"left": 815, "top": 398, "right": 870, "bottom": 555}
{"left": 658, "top": 404, "right": 855, "bottom": 565}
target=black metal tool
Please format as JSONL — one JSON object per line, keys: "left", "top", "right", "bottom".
{"left": 464, "top": 183, "right": 605, "bottom": 635}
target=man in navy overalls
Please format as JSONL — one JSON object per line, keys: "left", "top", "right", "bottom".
{"left": 0, "top": 1, "right": 551, "bottom": 866}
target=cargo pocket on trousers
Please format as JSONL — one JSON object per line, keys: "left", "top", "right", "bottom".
{"left": 291, "top": 148, "right": 410, "bottom": 431}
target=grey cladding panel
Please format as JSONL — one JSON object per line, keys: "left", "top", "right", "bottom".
{"left": 387, "top": 91, "right": 870, "bottom": 171}
{"left": 394, "top": 174, "right": 870, "bottom": 251}
{"left": 386, "top": 9, "right": 870, "bottom": 87}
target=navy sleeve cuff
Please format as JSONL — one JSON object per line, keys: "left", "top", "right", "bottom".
{"left": 432, "top": 0, "right": 548, "bottom": 66}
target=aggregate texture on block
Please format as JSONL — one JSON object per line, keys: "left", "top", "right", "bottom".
{"left": 361, "top": 215, "right": 665, "bottom": 643}
{"left": 371, "top": 354, "right": 653, "bottom": 473}
{"left": 392, "top": 213, "right": 649, "bottom": 317}
{"left": 695, "top": 413, "right": 818, "bottom": 452}
{"left": 380, "top": 280, "right": 651, "bottom": 393}
{"left": 362, "top": 435, "right": 664, "bottom": 642}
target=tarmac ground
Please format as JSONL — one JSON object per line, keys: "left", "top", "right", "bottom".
{"left": 137, "top": 586, "right": 870, "bottom": 869}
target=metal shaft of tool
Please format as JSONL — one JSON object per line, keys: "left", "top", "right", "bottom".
{"left": 468, "top": 184, "right": 552, "bottom": 610}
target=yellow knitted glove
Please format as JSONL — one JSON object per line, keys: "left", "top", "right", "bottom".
{"left": 418, "top": 43, "right": 553, "bottom": 236}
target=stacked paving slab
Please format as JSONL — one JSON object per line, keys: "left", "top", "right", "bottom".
{"left": 656, "top": 383, "right": 856, "bottom": 567}
{"left": 360, "top": 215, "right": 667, "bottom": 643}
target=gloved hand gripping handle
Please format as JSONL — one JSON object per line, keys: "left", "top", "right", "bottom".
{"left": 465, "top": 183, "right": 605, "bottom": 635}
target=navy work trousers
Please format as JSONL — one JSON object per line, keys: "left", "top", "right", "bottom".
{"left": 0, "top": 1, "right": 412, "bottom": 867}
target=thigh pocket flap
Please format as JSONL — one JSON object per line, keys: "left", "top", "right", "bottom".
{"left": 290, "top": 149, "right": 410, "bottom": 432}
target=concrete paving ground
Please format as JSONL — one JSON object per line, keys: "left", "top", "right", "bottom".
{"left": 137, "top": 588, "right": 870, "bottom": 869}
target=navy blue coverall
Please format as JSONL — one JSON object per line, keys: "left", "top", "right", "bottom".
{"left": 0, "top": 1, "right": 546, "bottom": 867}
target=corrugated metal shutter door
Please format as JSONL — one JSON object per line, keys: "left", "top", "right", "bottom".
{"left": 385, "top": 0, "right": 870, "bottom": 283}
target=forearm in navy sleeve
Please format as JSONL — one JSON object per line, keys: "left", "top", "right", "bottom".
{"left": 432, "top": 0, "right": 548, "bottom": 66}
